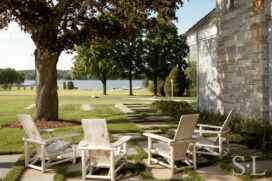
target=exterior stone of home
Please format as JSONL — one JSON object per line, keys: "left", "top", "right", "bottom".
{"left": 187, "top": 0, "right": 272, "bottom": 123}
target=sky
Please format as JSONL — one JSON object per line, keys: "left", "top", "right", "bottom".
{"left": 0, "top": 0, "right": 215, "bottom": 71}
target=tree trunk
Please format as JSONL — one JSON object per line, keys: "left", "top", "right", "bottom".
{"left": 129, "top": 65, "right": 133, "bottom": 96}
{"left": 34, "top": 49, "right": 60, "bottom": 121}
{"left": 101, "top": 76, "right": 107, "bottom": 95}
{"left": 154, "top": 76, "right": 158, "bottom": 96}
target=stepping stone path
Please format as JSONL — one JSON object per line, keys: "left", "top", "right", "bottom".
{"left": 115, "top": 104, "right": 133, "bottom": 113}
{"left": 195, "top": 166, "right": 240, "bottom": 181}
{"left": 24, "top": 104, "right": 35, "bottom": 110}
{"left": 137, "top": 141, "right": 148, "bottom": 153}
{"left": 135, "top": 122, "right": 170, "bottom": 128}
{"left": 228, "top": 160, "right": 272, "bottom": 174}
{"left": 21, "top": 168, "right": 55, "bottom": 181}
{"left": 0, "top": 154, "right": 21, "bottom": 179}
{"left": 229, "top": 144, "right": 265, "bottom": 157}
{"left": 111, "top": 132, "right": 142, "bottom": 139}
{"left": 146, "top": 115, "right": 174, "bottom": 121}
{"left": 81, "top": 104, "right": 90, "bottom": 111}
{"left": 129, "top": 119, "right": 145, "bottom": 123}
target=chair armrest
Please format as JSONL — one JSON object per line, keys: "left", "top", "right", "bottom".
{"left": 143, "top": 133, "right": 173, "bottom": 143}
{"left": 197, "top": 124, "right": 222, "bottom": 129}
{"left": 111, "top": 136, "right": 132, "bottom": 148}
{"left": 170, "top": 137, "right": 198, "bottom": 146}
{"left": 43, "top": 133, "right": 80, "bottom": 143}
{"left": 22, "top": 136, "right": 45, "bottom": 145}
{"left": 195, "top": 129, "right": 220, "bottom": 134}
{"left": 40, "top": 129, "right": 54, "bottom": 135}
{"left": 78, "top": 145, "right": 117, "bottom": 151}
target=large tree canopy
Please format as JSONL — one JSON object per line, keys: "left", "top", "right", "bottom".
{"left": 0, "top": 0, "right": 184, "bottom": 121}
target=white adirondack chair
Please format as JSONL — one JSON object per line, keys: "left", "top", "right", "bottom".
{"left": 194, "top": 110, "right": 234, "bottom": 158}
{"left": 143, "top": 114, "right": 199, "bottom": 175}
{"left": 78, "top": 119, "right": 132, "bottom": 181}
{"left": 17, "top": 114, "right": 80, "bottom": 173}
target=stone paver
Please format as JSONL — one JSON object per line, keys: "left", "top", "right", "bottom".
{"left": 0, "top": 154, "right": 21, "bottom": 179}
{"left": 24, "top": 104, "right": 35, "bottom": 110}
{"left": 143, "top": 129, "right": 161, "bottom": 134}
{"left": 146, "top": 115, "right": 174, "bottom": 121}
{"left": 137, "top": 141, "right": 148, "bottom": 153}
{"left": 111, "top": 132, "right": 142, "bottom": 139}
{"left": 228, "top": 160, "right": 272, "bottom": 174}
{"left": 254, "top": 178, "right": 272, "bottom": 181}
{"left": 135, "top": 122, "right": 170, "bottom": 128}
{"left": 143, "top": 159, "right": 187, "bottom": 180}
{"left": 130, "top": 107, "right": 150, "bottom": 110}
{"left": 115, "top": 104, "right": 133, "bottom": 113}
{"left": 129, "top": 119, "right": 145, "bottom": 123}
{"left": 229, "top": 144, "right": 265, "bottom": 157}
{"left": 81, "top": 104, "right": 90, "bottom": 111}
{"left": 143, "top": 112, "right": 162, "bottom": 116}
{"left": 21, "top": 168, "right": 55, "bottom": 181}
{"left": 125, "top": 113, "right": 142, "bottom": 117}
{"left": 195, "top": 166, "right": 240, "bottom": 181}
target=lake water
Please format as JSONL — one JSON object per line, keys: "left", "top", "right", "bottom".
{"left": 23, "top": 80, "right": 145, "bottom": 90}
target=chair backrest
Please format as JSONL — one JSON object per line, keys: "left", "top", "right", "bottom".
{"left": 17, "top": 114, "right": 42, "bottom": 141}
{"left": 17, "top": 114, "right": 43, "bottom": 153}
{"left": 82, "top": 119, "right": 111, "bottom": 166}
{"left": 214, "top": 110, "right": 234, "bottom": 145}
{"left": 173, "top": 114, "right": 199, "bottom": 158}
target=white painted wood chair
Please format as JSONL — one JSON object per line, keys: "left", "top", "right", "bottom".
{"left": 143, "top": 114, "right": 199, "bottom": 175}
{"left": 78, "top": 119, "right": 132, "bottom": 181}
{"left": 17, "top": 114, "right": 80, "bottom": 173}
{"left": 194, "top": 110, "right": 234, "bottom": 158}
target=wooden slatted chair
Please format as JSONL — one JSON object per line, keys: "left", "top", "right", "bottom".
{"left": 194, "top": 110, "right": 234, "bottom": 158}
{"left": 17, "top": 114, "right": 80, "bottom": 173}
{"left": 78, "top": 119, "right": 131, "bottom": 181}
{"left": 143, "top": 114, "right": 199, "bottom": 175}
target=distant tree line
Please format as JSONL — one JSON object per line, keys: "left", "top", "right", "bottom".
{"left": 0, "top": 68, "right": 25, "bottom": 90}
{"left": 18, "top": 70, "right": 72, "bottom": 80}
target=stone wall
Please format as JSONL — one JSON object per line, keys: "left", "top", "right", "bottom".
{"left": 216, "top": 0, "right": 271, "bottom": 122}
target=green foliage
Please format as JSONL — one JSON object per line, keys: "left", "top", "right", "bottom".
{"left": 164, "top": 67, "right": 184, "bottom": 97}
{"left": 18, "top": 70, "right": 71, "bottom": 80}
{"left": 63, "top": 82, "right": 66, "bottom": 90}
{"left": 142, "top": 78, "right": 149, "bottom": 88}
{"left": 185, "top": 61, "right": 197, "bottom": 96}
{"left": 148, "top": 78, "right": 165, "bottom": 96}
{"left": 143, "top": 19, "right": 189, "bottom": 96}
{"left": 67, "top": 81, "right": 74, "bottom": 90}
{"left": 151, "top": 100, "right": 272, "bottom": 153}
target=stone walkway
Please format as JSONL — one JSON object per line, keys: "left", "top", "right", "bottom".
{"left": 0, "top": 154, "right": 21, "bottom": 179}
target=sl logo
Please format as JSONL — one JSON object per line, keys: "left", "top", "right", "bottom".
{"left": 232, "top": 156, "right": 266, "bottom": 176}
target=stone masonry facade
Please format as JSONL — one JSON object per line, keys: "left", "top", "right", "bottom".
{"left": 216, "top": 0, "right": 271, "bottom": 122}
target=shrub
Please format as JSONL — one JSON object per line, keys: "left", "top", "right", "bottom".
{"left": 67, "top": 81, "right": 74, "bottom": 90}
{"left": 148, "top": 78, "right": 165, "bottom": 96}
{"left": 8, "top": 83, "right": 12, "bottom": 90}
{"left": 17, "top": 86, "right": 20, "bottom": 91}
{"left": 151, "top": 100, "right": 272, "bottom": 153}
{"left": 23, "top": 86, "right": 26, "bottom": 90}
{"left": 2, "top": 84, "right": 8, "bottom": 90}
{"left": 30, "top": 86, "right": 33, "bottom": 90}
{"left": 184, "top": 61, "right": 197, "bottom": 96}
{"left": 63, "top": 81, "right": 66, "bottom": 89}
{"left": 164, "top": 68, "right": 183, "bottom": 97}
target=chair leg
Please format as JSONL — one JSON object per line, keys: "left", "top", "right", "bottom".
{"left": 81, "top": 150, "right": 86, "bottom": 180}
{"left": 41, "top": 145, "right": 45, "bottom": 173}
{"left": 193, "top": 142, "right": 197, "bottom": 170}
{"left": 24, "top": 141, "right": 29, "bottom": 167}
{"left": 226, "top": 133, "right": 230, "bottom": 156}
{"left": 110, "top": 151, "right": 115, "bottom": 181}
{"left": 72, "top": 137, "right": 76, "bottom": 164}
{"left": 170, "top": 146, "right": 175, "bottom": 175}
{"left": 219, "top": 135, "right": 223, "bottom": 159}
{"left": 147, "top": 137, "right": 152, "bottom": 165}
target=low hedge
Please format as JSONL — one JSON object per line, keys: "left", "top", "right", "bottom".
{"left": 151, "top": 100, "right": 272, "bottom": 153}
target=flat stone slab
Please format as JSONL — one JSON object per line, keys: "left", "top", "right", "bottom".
{"left": 125, "top": 114, "right": 142, "bottom": 117}
{"left": 135, "top": 122, "right": 170, "bottom": 128}
{"left": 228, "top": 160, "right": 272, "bottom": 174}
{"left": 229, "top": 144, "right": 265, "bottom": 157}
{"left": 115, "top": 104, "right": 133, "bottom": 113}
{"left": 21, "top": 168, "right": 55, "bottom": 181}
{"left": 195, "top": 166, "right": 240, "bottom": 181}
{"left": 0, "top": 154, "right": 21, "bottom": 179}
{"left": 130, "top": 107, "right": 150, "bottom": 110}
{"left": 143, "top": 159, "right": 188, "bottom": 180}
{"left": 254, "top": 178, "right": 272, "bottom": 181}
{"left": 24, "top": 104, "right": 35, "bottom": 110}
{"left": 143, "top": 112, "right": 162, "bottom": 116}
{"left": 129, "top": 119, "right": 145, "bottom": 123}
{"left": 137, "top": 141, "right": 148, "bottom": 153}
{"left": 112, "top": 132, "right": 142, "bottom": 139}
{"left": 146, "top": 116, "right": 174, "bottom": 121}
{"left": 81, "top": 104, "right": 90, "bottom": 111}
{"left": 143, "top": 129, "right": 161, "bottom": 134}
